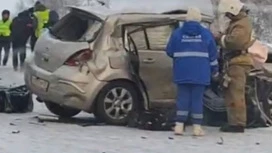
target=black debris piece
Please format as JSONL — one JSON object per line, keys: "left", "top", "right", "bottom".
{"left": 12, "top": 130, "right": 20, "bottom": 134}
{"left": 9, "top": 123, "right": 16, "bottom": 126}
{"left": 0, "top": 85, "right": 33, "bottom": 113}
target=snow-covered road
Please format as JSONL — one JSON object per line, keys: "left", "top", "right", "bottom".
{"left": 0, "top": 52, "right": 272, "bottom": 153}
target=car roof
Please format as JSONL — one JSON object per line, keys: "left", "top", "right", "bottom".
{"left": 68, "top": 0, "right": 214, "bottom": 20}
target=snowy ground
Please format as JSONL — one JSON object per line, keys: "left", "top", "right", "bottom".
{"left": 0, "top": 51, "right": 272, "bottom": 153}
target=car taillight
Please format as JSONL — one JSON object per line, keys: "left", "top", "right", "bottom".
{"left": 64, "top": 49, "right": 93, "bottom": 66}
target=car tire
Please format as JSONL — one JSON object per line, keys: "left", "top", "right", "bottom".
{"left": 95, "top": 81, "right": 139, "bottom": 125}
{"left": 44, "top": 101, "right": 81, "bottom": 118}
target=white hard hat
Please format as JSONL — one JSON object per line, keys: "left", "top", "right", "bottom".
{"left": 186, "top": 7, "right": 202, "bottom": 22}
{"left": 218, "top": 0, "right": 244, "bottom": 16}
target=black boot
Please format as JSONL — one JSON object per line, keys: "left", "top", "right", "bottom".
{"left": 220, "top": 124, "right": 245, "bottom": 133}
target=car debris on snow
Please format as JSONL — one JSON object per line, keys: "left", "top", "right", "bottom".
{"left": 217, "top": 137, "right": 224, "bottom": 145}
{"left": 35, "top": 114, "right": 59, "bottom": 123}
{"left": 11, "top": 130, "right": 20, "bottom": 134}
{"left": 9, "top": 123, "right": 16, "bottom": 126}
{"left": 28, "top": 121, "right": 46, "bottom": 126}
{"left": 33, "top": 114, "right": 105, "bottom": 127}
{"left": 168, "top": 137, "right": 174, "bottom": 140}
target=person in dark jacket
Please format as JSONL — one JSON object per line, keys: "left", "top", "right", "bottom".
{"left": 29, "top": 1, "right": 42, "bottom": 52}
{"left": 10, "top": 11, "right": 33, "bottom": 71}
{"left": 0, "top": 10, "right": 12, "bottom": 66}
{"left": 166, "top": 7, "right": 219, "bottom": 136}
{"left": 48, "top": 10, "right": 59, "bottom": 27}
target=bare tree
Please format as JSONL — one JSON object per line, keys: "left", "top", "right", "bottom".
{"left": 81, "top": 0, "right": 110, "bottom": 7}
{"left": 38, "top": 0, "right": 81, "bottom": 10}
{"left": 15, "top": 0, "right": 82, "bottom": 17}
{"left": 211, "top": 0, "right": 272, "bottom": 43}
{"left": 15, "top": 0, "right": 35, "bottom": 14}
{"left": 15, "top": 0, "right": 26, "bottom": 13}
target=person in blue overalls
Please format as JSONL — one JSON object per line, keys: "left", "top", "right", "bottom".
{"left": 166, "top": 7, "right": 219, "bottom": 136}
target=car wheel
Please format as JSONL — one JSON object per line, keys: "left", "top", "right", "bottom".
{"left": 95, "top": 81, "right": 139, "bottom": 125}
{"left": 44, "top": 101, "right": 81, "bottom": 118}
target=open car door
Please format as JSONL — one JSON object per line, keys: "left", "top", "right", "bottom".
{"left": 124, "top": 21, "right": 178, "bottom": 107}
{"left": 122, "top": 27, "right": 150, "bottom": 110}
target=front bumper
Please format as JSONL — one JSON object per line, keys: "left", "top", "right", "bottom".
{"left": 24, "top": 56, "right": 106, "bottom": 112}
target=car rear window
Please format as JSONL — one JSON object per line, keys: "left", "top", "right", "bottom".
{"left": 50, "top": 9, "right": 102, "bottom": 42}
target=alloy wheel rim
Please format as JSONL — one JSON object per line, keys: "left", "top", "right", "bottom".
{"left": 104, "top": 87, "right": 133, "bottom": 120}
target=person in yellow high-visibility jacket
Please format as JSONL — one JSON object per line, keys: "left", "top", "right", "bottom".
{"left": 31, "top": 3, "right": 50, "bottom": 51}
{"left": 34, "top": 5, "right": 50, "bottom": 38}
{"left": 0, "top": 10, "right": 12, "bottom": 66}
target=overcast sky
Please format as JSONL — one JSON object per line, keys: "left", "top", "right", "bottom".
{"left": 0, "top": 0, "right": 18, "bottom": 16}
